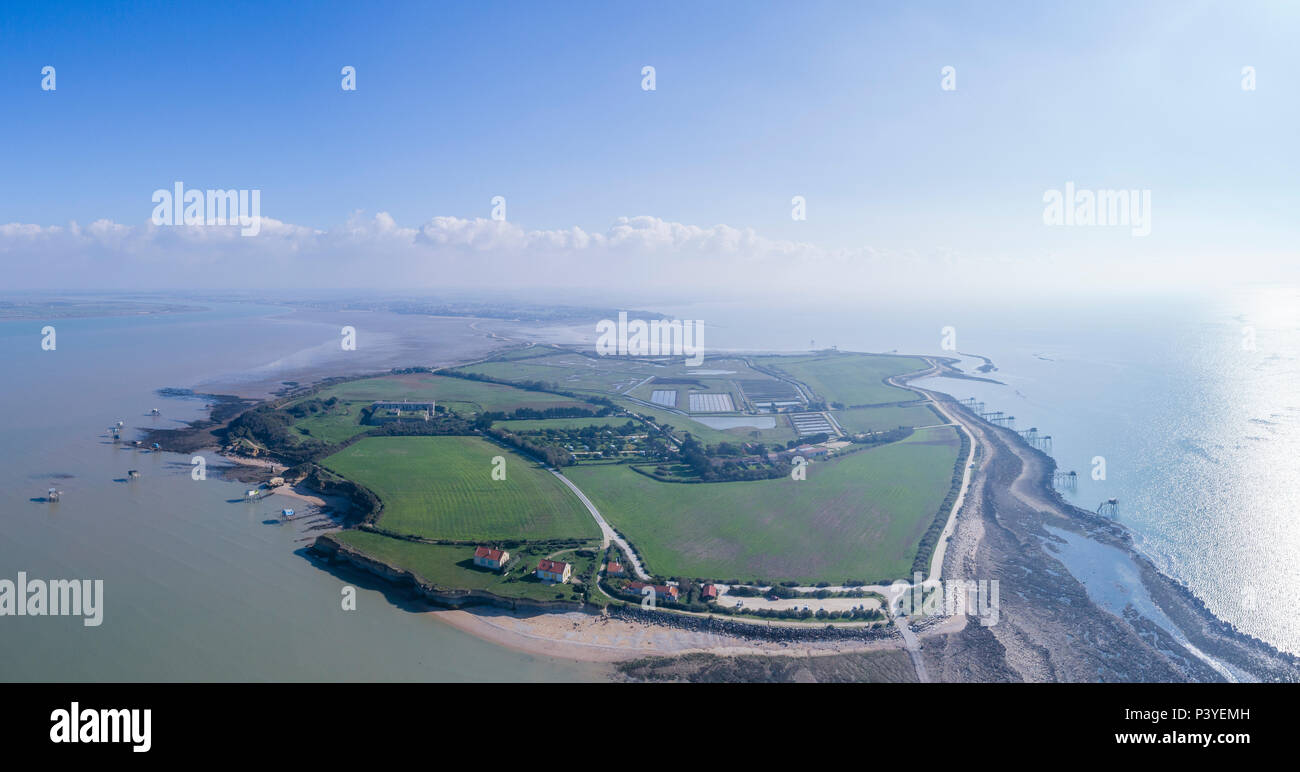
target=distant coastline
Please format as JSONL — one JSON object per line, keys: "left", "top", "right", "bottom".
{"left": 0, "top": 297, "right": 208, "bottom": 320}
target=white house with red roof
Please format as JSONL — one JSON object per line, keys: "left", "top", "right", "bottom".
{"left": 473, "top": 546, "right": 510, "bottom": 571}
{"left": 535, "top": 558, "right": 572, "bottom": 584}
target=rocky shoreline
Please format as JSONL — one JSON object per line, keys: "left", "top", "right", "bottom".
{"left": 921, "top": 395, "right": 1300, "bottom": 682}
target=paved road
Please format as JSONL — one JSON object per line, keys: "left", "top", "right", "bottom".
{"left": 550, "top": 469, "right": 651, "bottom": 580}
{"left": 893, "top": 614, "right": 930, "bottom": 682}
{"left": 891, "top": 359, "right": 978, "bottom": 583}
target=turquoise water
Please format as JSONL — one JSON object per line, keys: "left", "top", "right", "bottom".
{"left": 0, "top": 302, "right": 605, "bottom": 681}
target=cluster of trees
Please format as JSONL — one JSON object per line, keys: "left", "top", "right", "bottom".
{"left": 285, "top": 396, "right": 339, "bottom": 419}
{"left": 849, "top": 426, "right": 913, "bottom": 445}
{"left": 672, "top": 434, "right": 790, "bottom": 482}
{"left": 223, "top": 405, "right": 328, "bottom": 463}
{"left": 483, "top": 426, "right": 573, "bottom": 467}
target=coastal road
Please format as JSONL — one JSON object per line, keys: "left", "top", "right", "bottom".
{"left": 892, "top": 359, "right": 978, "bottom": 584}
{"left": 550, "top": 469, "right": 651, "bottom": 580}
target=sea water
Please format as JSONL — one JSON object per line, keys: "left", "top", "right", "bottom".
{"left": 0, "top": 301, "right": 604, "bottom": 681}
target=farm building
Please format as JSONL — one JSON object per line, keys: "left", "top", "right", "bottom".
{"left": 700, "top": 584, "right": 719, "bottom": 601}
{"left": 535, "top": 559, "right": 572, "bottom": 584}
{"left": 368, "top": 401, "right": 435, "bottom": 423}
{"left": 473, "top": 546, "right": 510, "bottom": 571}
{"left": 605, "top": 561, "right": 625, "bottom": 577}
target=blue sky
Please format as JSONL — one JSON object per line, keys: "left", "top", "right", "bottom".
{"left": 1, "top": 0, "right": 1297, "bottom": 295}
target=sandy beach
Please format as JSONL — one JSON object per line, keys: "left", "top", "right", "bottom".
{"left": 429, "top": 607, "right": 906, "bottom": 663}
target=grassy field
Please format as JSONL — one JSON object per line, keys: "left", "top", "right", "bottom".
{"left": 288, "top": 400, "right": 373, "bottom": 444}
{"left": 312, "top": 373, "right": 590, "bottom": 415}
{"left": 331, "top": 531, "right": 592, "bottom": 602}
{"left": 452, "top": 351, "right": 646, "bottom": 393}
{"left": 833, "top": 404, "right": 943, "bottom": 434}
{"left": 321, "top": 436, "right": 600, "bottom": 542}
{"left": 758, "top": 353, "right": 927, "bottom": 406}
{"left": 563, "top": 426, "right": 961, "bottom": 584}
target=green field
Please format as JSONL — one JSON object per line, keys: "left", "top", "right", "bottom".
{"left": 833, "top": 404, "right": 942, "bottom": 434}
{"left": 758, "top": 353, "right": 927, "bottom": 406}
{"left": 563, "top": 426, "right": 961, "bottom": 583}
{"left": 312, "top": 373, "right": 590, "bottom": 415}
{"left": 288, "top": 400, "right": 373, "bottom": 444}
{"left": 452, "top": 351, "right": 648, "bottom": 393}
{"left": 331, "top": 531, "right": 592, "bottom": 602}
{"left": 321, "top": 436, "right": 600, "bottom": 542}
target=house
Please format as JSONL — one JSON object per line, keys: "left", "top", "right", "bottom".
{"left": 535, "top": 559, "right": 572, "bottom": 584}
{"left": 795, "top": 445, "right": 830, "bottom": 458}
{"left": 368, "top": 401, "right": 435, "bottom": 423}
{"left": 700, "top": 584, "right": 719, "bottom": 601}
{"left": 473, "top": 546, "right": 510, "bottom": 571}
{"left": 626, "top": 581, "right": 679, "bottom": 602}
{"left": 605, "top": 561, "right": 625, "bottom": 577}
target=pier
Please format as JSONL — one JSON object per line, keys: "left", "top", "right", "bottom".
{"left": 1019, "top": 427, "right": 1053, "bottom": 453}
{"left": 1052, "top": 470, "right": 1077, "bottom": 490}
{"left": 1097, "top": 498, "right": 1118, "bottom": 517}
{"left": 978, "top": 410, "right": 1015, "bottom": 429}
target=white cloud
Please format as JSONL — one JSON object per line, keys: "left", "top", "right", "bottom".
{"left": 0, "top": 212, "right": 868, "bottom": 295}
{"left": 0, "top": 210, "right": 1260, "bottom": 300}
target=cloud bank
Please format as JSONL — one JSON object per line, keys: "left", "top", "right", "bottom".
{"left": 0, "top": 211, "right": 1264, "bottom": 301}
